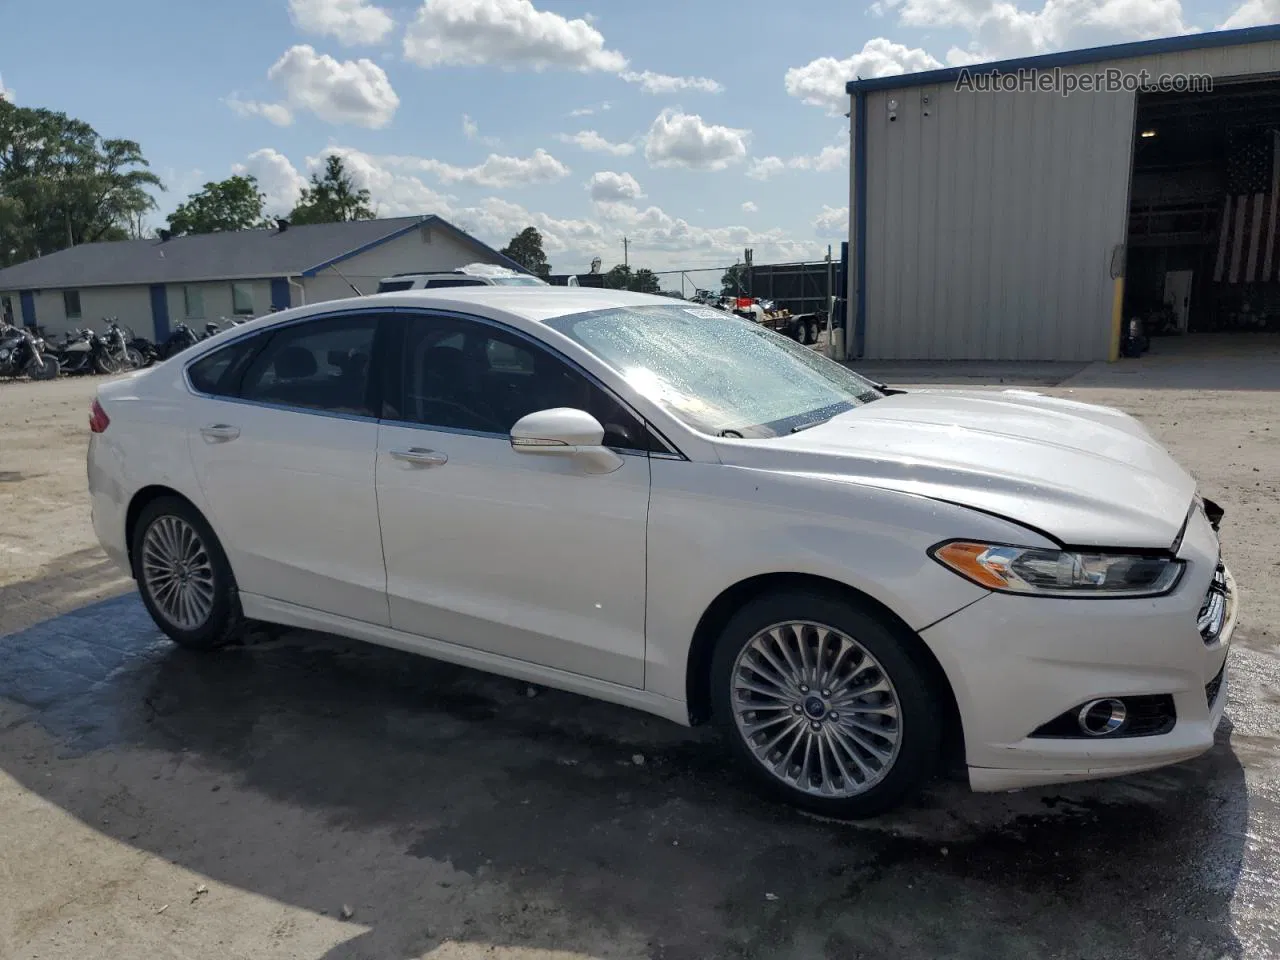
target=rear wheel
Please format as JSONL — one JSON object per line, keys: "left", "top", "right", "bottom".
{"left": 710, "top": 588, "right": 942, "bottom": 819}
{"left": 94, "top": 352, "right": 119, "bottom": 375}
{"left": 124, "top": 347, "right": 145, "bottom": 369}
{"left": 131, "top": 496, "right": 247, "bottom": 650}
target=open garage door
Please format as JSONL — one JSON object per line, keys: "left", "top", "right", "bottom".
{"left": 1125, "top": 77, "right": 1280, "bottom": 346}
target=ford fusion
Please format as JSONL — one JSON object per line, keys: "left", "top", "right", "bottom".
{"left": 87, "top": 288, "right": 1235, "bottom": 818}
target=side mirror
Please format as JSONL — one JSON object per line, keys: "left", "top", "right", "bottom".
{"left": 509, "top": 407, "right": 624, "bottom": 474}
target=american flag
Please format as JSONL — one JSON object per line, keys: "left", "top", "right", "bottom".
{"left": 1214, "top": 128, "right": 1280, "bottom": 284}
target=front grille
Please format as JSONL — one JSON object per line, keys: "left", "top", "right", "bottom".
{"left": 1198, "top": 562, "right": 1229, "bottom": 645}
{"left": 1205, "top": 662, "right": 1226, "bottom": 708}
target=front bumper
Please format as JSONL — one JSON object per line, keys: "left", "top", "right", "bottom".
{"left": 922, "top": 503, "right": 1235, "bottom": 793}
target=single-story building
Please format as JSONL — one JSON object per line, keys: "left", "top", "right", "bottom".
{"left": 845, "top": 23, "right": 1280, "bottom": 361}
{"left": 0, "top": 215, "right": 525, "bottom": 340}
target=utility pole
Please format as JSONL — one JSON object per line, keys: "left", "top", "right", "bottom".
{"left": 622, "top": 236, "right": 629, "bottom": 268}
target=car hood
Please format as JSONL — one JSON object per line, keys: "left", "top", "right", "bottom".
{"left": 717, "top": 389, "right": 1197, "bottom": 549}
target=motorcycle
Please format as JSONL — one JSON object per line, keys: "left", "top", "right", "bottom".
{"left": 157, "top": 322, "right": 202, "bottom": 360}
{"left": 0, "top": 322, "right": 60, "bottom": 380}
{"left": 102, "top": 318, "right": 147, "bottom": 370}
{"left": 51, "top": 327, "right": 120, "bottom": 375}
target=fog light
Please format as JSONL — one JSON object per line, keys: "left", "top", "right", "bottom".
{"left": 1077, "top": 698, "right": 1127, "bottom": 736}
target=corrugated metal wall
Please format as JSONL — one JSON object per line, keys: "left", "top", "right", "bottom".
{"left": 859, "top": 39, "right": 1280, "bottom": 360}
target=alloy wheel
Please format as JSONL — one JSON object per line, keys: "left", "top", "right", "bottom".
{"left": 730, "top": 620, "right": 903, "bottom": 798}
{"left": 140, "top": 515, "right": 216, "bottom": 630}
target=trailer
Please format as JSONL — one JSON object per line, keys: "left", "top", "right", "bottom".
{"left": 690, "top": 292, "right": 825, "bottom": 344}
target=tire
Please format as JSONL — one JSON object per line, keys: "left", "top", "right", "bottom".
{"left": 94, "top": 352, "right": 119, "bottom": 375}
{"left": 131, "top": 496, "right": 247, "bottom": 651}
{"left": 25, "top": 355, "right": 60, "bottom": 380}
{"left": 790, "top": 322, "right": 805, "bottom": 343}
{"left": 803, "top": 321, "right": 816, "bottom": 345}
{"left": 125, "top": 347, "right": 145, "bottom": 369}
{"left": 710, "top": 587, "right": 942, "bottom": 819}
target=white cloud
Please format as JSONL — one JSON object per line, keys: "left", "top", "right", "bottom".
{"left": 385, "top": 148, "right": 572, "bottom": 188}
{"left": 226, "top": 97, "right": 295, "bottom": 126}
{"left": 747, "top": 145, "right": 845, "bottom": 180}
{"left": 268, "top": 45, "right": 399, "bottom": 128}
{"left": 875, "top": 0, "right": 1192, "bottom": 62}
{"left": 1220, "top": 0, "right": 1280, "bottom": 27}
{"left": 644, "top": 109, "right": 749, "bottom": 171}
{"left": 288, "top": 0, "right": 394, "bottom": 45}
{"left": 621, "top": 70, "right": 724, "bottom": 94}
{"left": 569, "top": 101, "right": 611, "bottom": 117}
{"left": 555, "top": 130, "right": 635, "bottom": 156}
{"left": 587, "top": 170, "right": 644, "bottom": 202}
{"left": 742, "top": 201, "right": 758, "bottom": 213}
{"left": 812, "top": 204, "right": 848, "bottom": 236}
{"left": 232, "top": 149, "right": 309, "bottom": 213}
{"left": 592, "top": 200, "right": 813, "bottom": 262}
{"left": 403, "top": 0, "right": 627, "bottom": 72}
{"left": 0, "top": 74, "right": 13, "bottom": 102}
{"left": 785, "top": 38, "right": 943, "bottom": 114}
{"left": 462, "top": 113, "right": 500, "bottom": 146}
{"left": 455, "top": 196, "right": 606, "bottom": 254}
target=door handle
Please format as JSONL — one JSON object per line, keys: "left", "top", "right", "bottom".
{"left": 200, "top": 423, "right": 240, "bottom": 443}
{"left": 390, "top": 447, "right": 448, "bottom": 467}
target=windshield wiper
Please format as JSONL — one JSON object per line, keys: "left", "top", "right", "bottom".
{"left": 789, "top": 417, "right": 832, "bottom": 434}
{"left": 718, "top": 428, "right": 745, "bottom": 439}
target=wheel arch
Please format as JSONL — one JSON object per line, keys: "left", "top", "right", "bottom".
{"left": 684, "top": 572, "right": 966, "bottom": 770}
{"left": 125, "top": 485, "right": 207, "bottom": 570}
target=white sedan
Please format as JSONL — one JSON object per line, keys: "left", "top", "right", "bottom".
{"left": 87, "top": 288, "right": 1235, "bottom": 818}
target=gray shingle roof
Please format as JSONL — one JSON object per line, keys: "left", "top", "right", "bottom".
{"left": 0, "top": 215, "right": 521, "bottom": 291}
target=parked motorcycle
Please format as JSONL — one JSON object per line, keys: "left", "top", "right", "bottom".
{"left": 51, "top": 327, "right": 120, "bottom": 375}
{"left": 0, "top": 322, "right": 60, "bottom": 380}
{"left": 157, "top": 322, "right": 202, "bottom": 360}
{"left": 102, "top": 319, "right": 147, "bottom": 370}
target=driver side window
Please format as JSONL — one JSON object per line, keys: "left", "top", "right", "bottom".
{"left": 396, "top": 314, "right": 653, "bottom": 453}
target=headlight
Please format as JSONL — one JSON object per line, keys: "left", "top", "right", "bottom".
{"left": 930, "top": 541, "right": 1184, "bottom": 598}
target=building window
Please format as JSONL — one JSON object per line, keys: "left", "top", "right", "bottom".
{"left": 184, "top": 286, "right": 205, "bottom": 320}
{"left": 63, "top": 290, "right": 82, "bottom": 321}
{"left": 231, "top": 282, "right": 255, "bottom": 316}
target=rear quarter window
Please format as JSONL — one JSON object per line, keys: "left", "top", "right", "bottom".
{"left": 187, "top": 339, "right": 256, "bottom": 397}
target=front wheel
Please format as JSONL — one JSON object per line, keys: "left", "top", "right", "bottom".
{"left": 124, "top": 347, "right": 145, "bottom": 369}
{"left": 94, "top": 352, "right": 119, "bottom": 375}
{"left": 710, "top": 588, "right": 942, "bottom": 819}
{"left": 131, "top": 496, "right": 247, "bottom": 650}
{"left": 25, "top": 355, "right": 60, "bottom": 380}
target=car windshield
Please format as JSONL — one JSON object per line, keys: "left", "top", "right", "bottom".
{"left": 544, "top": 305, "right": 884, "bottom": 438}
{"left": 488, "top": 276, "right": 546, "bottom": 286}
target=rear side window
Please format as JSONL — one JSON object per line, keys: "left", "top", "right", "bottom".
{"left": 239, "top": 315, "right": 379, "bottom": 417}
{"left": 377, "top": 280, "right": 416, "bottom": 292}
{"left": 187, "top": 340, "right": 255, "bottom": 397}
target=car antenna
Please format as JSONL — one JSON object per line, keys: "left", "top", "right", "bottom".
{"left": 327, "top": 261, "right": 364, "bottom": 297}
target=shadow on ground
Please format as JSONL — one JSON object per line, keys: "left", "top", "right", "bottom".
{"left": 0, "top": 582, "right": 1255, "bottom": 960}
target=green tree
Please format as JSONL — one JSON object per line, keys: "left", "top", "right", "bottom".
{"left": 0, "top": 99, "right": 162, "bottom": 266}
{"left": 629, "top": 267, "right": 660, "bottom": 294}
{"left": 720, "top": 263, "right": 748, "bottom": 296}
{"left": 288, "top": 155, "right": 375, "bottom": 225}
{"left": 602, "top": 263, "right": 631, "bottom": 290}
{"left": 166, "top": 175, "right": 270, "bottom": 235}
{"left": 500, "top": 226, "right": 551, "bottom": 277}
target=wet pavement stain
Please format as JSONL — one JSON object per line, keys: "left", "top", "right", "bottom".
{"left": 0, "top": 594, "right": 1271, "bottom": 959}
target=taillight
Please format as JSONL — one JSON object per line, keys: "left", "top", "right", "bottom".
{"left": 89, "top": 398, "right": 110, "bottom": 433}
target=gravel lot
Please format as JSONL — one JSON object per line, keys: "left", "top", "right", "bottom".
{"left": 1, "top": 339, "right": 1278, "bottom": 960}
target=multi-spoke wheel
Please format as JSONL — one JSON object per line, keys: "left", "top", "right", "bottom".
{"left": 711, "top": 589, "right": 941, "bottom": 818}
{"left": 131, "top": 496, "right": 246, "bottom": 650}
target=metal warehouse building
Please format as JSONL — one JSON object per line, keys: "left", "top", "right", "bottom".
{"left": 845, "top": 24, "right": 1280, "bottom": 361}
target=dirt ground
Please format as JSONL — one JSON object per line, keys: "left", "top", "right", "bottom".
{"left": 1, "top": 337, "right": 1278, "bottom": 960}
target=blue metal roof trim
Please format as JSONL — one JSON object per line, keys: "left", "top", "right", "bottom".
{"left": 845, "top": 24, "right": 1280, "bottom": 95}
{"left": 302, "top": 216, "right": 433, "bottom": 277}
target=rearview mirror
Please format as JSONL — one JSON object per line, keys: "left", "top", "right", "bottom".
{"left": 509, "top": 407, "right": 624, "bottom": 474}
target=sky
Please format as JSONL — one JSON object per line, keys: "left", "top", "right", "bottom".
{"left": 0, "top": 0, "right": 1270, "bottom": 282}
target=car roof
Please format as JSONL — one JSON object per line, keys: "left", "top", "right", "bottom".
{"left": 359, "top": 286, "right": 673, "bottom": 323}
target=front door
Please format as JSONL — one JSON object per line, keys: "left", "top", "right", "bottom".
{"left": 185, "top": 311, "right": 389, "bottom": 625}
{"left": 1163, "top": 270, "right": 1194, "bottom": 333}
{"left": 375, "top": 311, "right": 652, "bottom": 687}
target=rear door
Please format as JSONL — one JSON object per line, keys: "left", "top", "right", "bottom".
{"left": 374, "top": 310, "right": 653, "bottom": 686}
{"left": 185, "top": 311, "right": 390, "bottom": 625}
